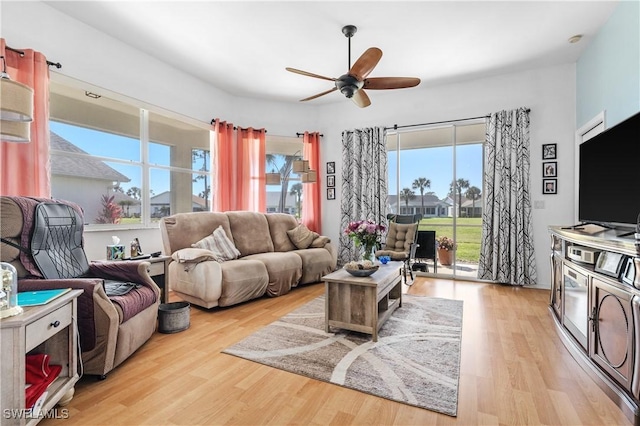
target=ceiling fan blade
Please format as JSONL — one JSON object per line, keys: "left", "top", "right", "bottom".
{"left": 363, "top": 77, "right": 421, "bottom": 90}
{"left": 286, "top": 67, "right": 336, "bottom": 82}
{"left": 300, "top": 87, "right": 338, "bottom": 102}
{"left": 349, "top": 47, "right": 383, "bottom": 80}
{"left": 351, "top": 89, "right": 371, "bottom": 108}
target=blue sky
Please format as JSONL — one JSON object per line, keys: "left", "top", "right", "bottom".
{"left": 388, "top": 144, "right": 483, "bottom": 199}
{"left": 51, "top": 121, "right": 483, "bottom": 200}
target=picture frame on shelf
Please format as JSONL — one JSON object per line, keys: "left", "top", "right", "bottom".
{"left": 326, "top": 162, "right": 335, "bottom": 175}
{"left": 327, "top": 175, "right": 335, "bottom": 188}
{"left": 543, "top": 161, "right": 557, "bottom": 177}
{"left": 327, "top": 188, "right": 336, "bottom": 200}
{"left": 542, "top": 143, "right": 557, "bottom": 160}
{"left": 543, "top": 179, "right": 557, "bottom": 194}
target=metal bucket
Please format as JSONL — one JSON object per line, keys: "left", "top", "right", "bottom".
{"left": 158, "top": 301, "right": 190, "bottom": 333}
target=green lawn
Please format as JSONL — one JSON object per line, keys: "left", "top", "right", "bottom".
{"left": 418, "top": 217, "right": 482, "bottom": 263}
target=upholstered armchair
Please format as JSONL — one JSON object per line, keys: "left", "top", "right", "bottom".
{"left": 0, "top": 196, "right": 160, "bottom": 378}
{"left": 375, "top": 217, "right": 420, "bottom": 284}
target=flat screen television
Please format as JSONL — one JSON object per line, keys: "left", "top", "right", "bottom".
{"left": 578, "top": 111, "right": 640, "bottom": 230}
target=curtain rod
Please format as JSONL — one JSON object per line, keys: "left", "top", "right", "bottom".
{"left": 209, "top": 119, "right": 267, "bottom": 133}
{"left": 296, "top": 132, "right": 323, "bottom": 137}
{"left": 6, "top": 45, "right": 62, "bottom": 69}
{"left": 384, "top": 109, "right": 531, "bottom": 131}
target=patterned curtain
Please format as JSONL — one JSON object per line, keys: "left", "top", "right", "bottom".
{"left": 478, "top": 108, "right": 537, "bottom": 285}
{"left": 338, "top": 127, "right": 388, "bottom": 265}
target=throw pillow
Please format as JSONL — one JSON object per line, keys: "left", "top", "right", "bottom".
{"left": 192, "top": 226, "right": 241, "bottom": 262}
{"left": 287, "top": 224, "right": 319, "bottom": 249}
{"left": 310, "top": 236, "right": 330, "bottom": 248}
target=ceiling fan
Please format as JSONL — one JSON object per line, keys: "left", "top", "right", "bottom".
{"left": 286, "top": 25, "right": 421, "bottom": 108}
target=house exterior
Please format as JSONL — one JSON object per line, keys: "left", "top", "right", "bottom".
{"left": 388, "top": 194, "right": 450, "bottom": 217}
{"left": 150, "top": 191, "right": 207, "bottom": 218}
{"left": 50, "top": 132, "right": 138, "bottom": 223}
{"left": 266, "top": 191, "right": 298, "bottom": 216}
{"left": 460, "top": 196, "right": 483, "bottom": 218}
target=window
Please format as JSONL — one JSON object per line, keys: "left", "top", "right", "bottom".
{"left": 387, "top": 121, "right": 485, "bottom": 278}
{"left": 265, "top": 136, "right": 304, "bottom": 218}
{"left": 49, "top": 76, "right": 213, "bottom": 227}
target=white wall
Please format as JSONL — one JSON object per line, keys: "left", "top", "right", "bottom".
{"left": 2, "top": 1, "right": 577, "bottom": 287}
{"left": 316, "top": 64, "right": 578, "bottom": 288}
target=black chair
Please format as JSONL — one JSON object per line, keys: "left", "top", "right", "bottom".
{"left": 387, "top": 213, "right": 423, "bottom": 224}
{"left": 413, "top": 230, "right": 437, "bottom": 273}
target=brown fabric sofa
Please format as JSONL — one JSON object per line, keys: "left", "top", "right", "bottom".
{"left": 0, "top": 196, "right": 160, "bottom": 377}
{"left": 160, "top": 211, "right": 337, "bottom": 308}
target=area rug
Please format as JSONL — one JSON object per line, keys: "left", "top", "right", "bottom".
{"left": 223, "top": 295, "right": 463, "bottom": 416}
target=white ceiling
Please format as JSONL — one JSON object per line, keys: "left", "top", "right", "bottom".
{"left": 45, "top": 1, "right": 618, "bottom": 106}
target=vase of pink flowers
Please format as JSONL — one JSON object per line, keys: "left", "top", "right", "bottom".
{"left": 344, "top": 219, "right": 386, "bottom": 261}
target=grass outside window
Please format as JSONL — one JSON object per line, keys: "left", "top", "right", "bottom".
{"left": 418, "top": 217, "right": 482, "bottom": 263}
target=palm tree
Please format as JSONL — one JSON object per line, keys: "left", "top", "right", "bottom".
{"left": 412, "top": 177, "right": 431, "bottom": 216}
{"left": 465, "top": 186, "right": 481, "bottom": 217}
{"left": 449, "top": 178, "right": 470, "bottom": 217}
{"left": 399, "top": 188, "right": 416, "bottom": 212}
{"left": 266, "top": 153, "right": 302, "bottom": 213}
{"left": 289, "top": 183, "right": 303, "bottom": 218}
{"left": 118, "top": 200, "right": 135, "bottom": 217}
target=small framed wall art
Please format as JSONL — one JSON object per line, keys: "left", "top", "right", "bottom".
{"left": 542, "top": 143, "right": 557, "bottom": 160}
{"left": 326, "top": 162, "right": 335, "bottom": 175}
{"left": 327, "top": 188, "right": 336, "bottom": 200}
{"left": 543, "top": 179, "right": 557, "bottom": 194}
{"left": 327, "top": 175, "right": 335, "bottom": 188}
{"left": 543, "top": 161, "right": 557, "bottom": 177}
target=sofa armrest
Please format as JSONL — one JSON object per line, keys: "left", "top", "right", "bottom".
{"left": 18, "top": 277, "right": 114, "bottom": 353}
{"left": 323, "top": 242, "right": 338, "bottom": 270}
{"left": 88, "top": 260, "right": 160, "bottom": 299}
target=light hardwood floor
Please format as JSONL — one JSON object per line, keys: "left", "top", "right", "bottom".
{"left": 41, "top": 278, "right": 631, "bottom": 425}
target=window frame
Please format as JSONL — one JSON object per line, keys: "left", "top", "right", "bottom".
{"left": 49, "top": 73, "right": 214, "bottom": 231}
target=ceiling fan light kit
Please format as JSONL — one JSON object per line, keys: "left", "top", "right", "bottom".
{"left": 286, "top": 25, "right": 420, "bottom": 108}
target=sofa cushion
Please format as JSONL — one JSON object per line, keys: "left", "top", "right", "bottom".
{"left": 242, "top": 252, "right": 302, "bottom": 297}
{"left": 310, "top": 235, "right": 331, "bottom": 248}
{"left": 109, "top": 285, "right": 157, "bottom": 324}
{"left": 287, "top": 224, "right": 319, "bottom": 249}
{"left": 226, "top": 211, "right": 274, "bottom": 256}
{"left": 265, "top": 213, "right": 299, "bottom": 252}
{"left": 192, "top": 225, "right": 240, "bottom": 262}
{"left": 384, "top": 222, "right": 417, "bottom": 252}
{"left": 218, "top": 260, "right": 269, "bottom": 306}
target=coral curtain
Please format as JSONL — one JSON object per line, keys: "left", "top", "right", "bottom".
{"left": 301, "top": 131, "right": 321, "bottom": 233}
{"left": 213, "top": 119, "right": 236, "bottom": 211}
{"left": 0, "top": 39, "right": 50, "bottom": 197}
{"left": 338, "top": 127, "right": 388, "bottom": 265}
{"left": 478, "top": 107, "right": 537, "bottom": 285}
{"left": 237, "top": 127, "right": 266, "bottom": 212}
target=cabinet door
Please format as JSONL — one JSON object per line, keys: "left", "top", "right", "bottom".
{"left": 590, "top": 277, "right": 634, "bottom": 391}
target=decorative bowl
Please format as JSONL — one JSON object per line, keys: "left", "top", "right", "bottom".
{"left": 345, "top": 265, "right": 379, "bottom": 277}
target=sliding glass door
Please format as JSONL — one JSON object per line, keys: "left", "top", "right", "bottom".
{"left": 387, "top": 120, "right": 485, "bottom": 279}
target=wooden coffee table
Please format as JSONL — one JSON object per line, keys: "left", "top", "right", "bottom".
{"left": 322, "top": 261, "right": 403, "bottom": 342}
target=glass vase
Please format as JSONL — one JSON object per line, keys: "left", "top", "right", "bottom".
{"left": 362, "top": 243, "right": 376, "bottom": 262}
{"left": 1, "top": 262, "right": 23, "bottom": 318}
